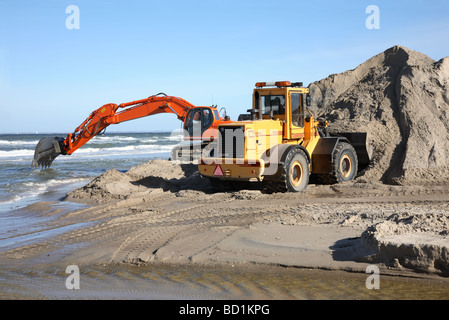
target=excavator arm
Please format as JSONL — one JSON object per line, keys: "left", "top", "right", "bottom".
{"left": 32, "top": 93, "right": 196, "bottom": 169}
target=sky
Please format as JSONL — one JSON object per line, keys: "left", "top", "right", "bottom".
{"left": 1, "top": 0, "right": 449, "bottom": 133}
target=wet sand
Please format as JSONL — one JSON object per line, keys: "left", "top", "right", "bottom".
{"left": 2, "top": 262, "right": 449, "bottom": 300}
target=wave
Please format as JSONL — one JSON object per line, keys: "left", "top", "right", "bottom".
{"left": 0, "top": 194, "right": 22, "bottom": 205}
{"left": 0, "top": 143, "right": 176, "bottom": 159}
{"left": 0, "top": 149, "right": 35, "bottom": 158}
{"left": 0, "top": 178, "right": 89, "bottom": 205}
{"left": 22, "top": 178, "right": 88, "bottom": 191}
{"left": 75, "top": 144, "right": 174, "bottom": 156}
{"left": 92, "top": 136, "right": 140, "bottom": 142}
{"left": 0, "top": 136, "right": 162, "bottom": 147}
{"left": 164, "top": 134, "right": 183, "bottom": 141}
{"left": 91, "top": 137, "right": 159, "bottom": 144}
{"left": 0, "top": 140, "right": 39, "bottom": 146}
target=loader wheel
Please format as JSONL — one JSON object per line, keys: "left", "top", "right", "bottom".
{"left": 320, "top": 142, "right": 358, "bottom": 184}
{"left": 269, "top": 148, "right": 309, "bottom": 192}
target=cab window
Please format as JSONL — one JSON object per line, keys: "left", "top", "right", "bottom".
{"left": 201, "top": 108, "right": 212, "bottom": 129}
{"left": 291, "top": 93, "right": 304, "bottom": 127}
{"left": 184, "top": 108, "right": 213, "bottom": 136}
{"left": 260, "top": 95, "right": 285, "bottom": 115}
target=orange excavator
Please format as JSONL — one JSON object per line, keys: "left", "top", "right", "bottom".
{"left": 32, "top": 93, "right": 230, "bottom": 169}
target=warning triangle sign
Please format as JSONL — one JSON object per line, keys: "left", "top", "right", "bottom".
{"left": 213, "top": 165, "right": 224, "bottom": 176}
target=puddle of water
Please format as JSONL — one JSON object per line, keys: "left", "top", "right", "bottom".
{"left": 1, "top": 263, "right": 448, "bottom": 300}
{"left": 0, "top": 221, "right": 93, "bottom": 251}
{"left": 0, "top": 200, "right": 89, "bottom": 251}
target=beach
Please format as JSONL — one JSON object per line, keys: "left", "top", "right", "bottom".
{"left": 2, "top": 159, "right": 449, "bottom": 300}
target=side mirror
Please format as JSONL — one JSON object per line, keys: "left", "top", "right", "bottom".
{"left": 306, "top": 94, "right": 311, "bottom": 107}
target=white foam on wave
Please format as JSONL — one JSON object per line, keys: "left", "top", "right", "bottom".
{"left": 0, "top": 178, "right": 89, "bottom": 206}
{"left": 91, "top": 136, "right": 159, "bottom": 144}
{"left": 75, "top": 144, "right": 174, "bottom": 156}
{"left": 0, "top": 140, "right": 39, "bottom": 146}
{"left": 165, "top": 134, "right": 183, "bottom": 141}
{"left": 0, "top": 149, "right": 35, "bottom": 158}
{"left": 0, "top": 194, "right": 23, "bottom": 205}
{"left": 92, "top": 136, "right": 139, "bottom": 142}
{"left": 0, "top": 141, "right": 175, "bottom": 160}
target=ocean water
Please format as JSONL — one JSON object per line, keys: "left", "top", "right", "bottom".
{"left": 0, "top": 132, "right": 182, "bottom": 213}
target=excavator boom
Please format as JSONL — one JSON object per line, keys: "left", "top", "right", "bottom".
{"left": 32, "top": 93, "right": 218, "bottom": 169}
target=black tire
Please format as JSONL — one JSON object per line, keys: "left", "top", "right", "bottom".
{"left": 320, "top": 142, "right": 358, "bottom": 184}
{"left": 268, "top": 148, "right": 309, "bottom": 192}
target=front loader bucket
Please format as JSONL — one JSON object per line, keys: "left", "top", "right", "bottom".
{"left": 32, "top": 137, "right": 65, "bottom": 169}
{"left": 335, "top": 132, "right": 373, "bottom": 171}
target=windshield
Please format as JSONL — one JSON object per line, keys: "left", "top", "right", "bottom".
{"left": 259, "top": 95, "right": 285, "bottom": 115}
{"left": 184, "top": 108, "right": 213, "bottom": 137}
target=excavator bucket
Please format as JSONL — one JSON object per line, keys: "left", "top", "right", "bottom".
{"left": 335, "top": 132, "right": 373, "bottom": 171}
{"left": 32, "top": 137, "right": 65, "bottom": 169}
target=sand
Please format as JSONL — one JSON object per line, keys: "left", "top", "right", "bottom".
{"left": 310, "top": 45, "right": 449, "bottom": 185}
{"left": 2, "top": 159, "right": 448, "bottom": 280}
{"left": 66, "top": 160, "right": 449, "bottom": 276}
{"left": 2, "top": 46, "right": 449, "bottom": 299}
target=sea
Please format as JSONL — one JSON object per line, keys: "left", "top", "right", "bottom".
{"left": 0, "top": 131, "right": 182, "bottom": 214}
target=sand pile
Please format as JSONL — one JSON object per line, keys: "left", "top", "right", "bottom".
{"left": 309, "top": 45, "right": 449, "bottom": 185}
{"left": 66, "top": 160, "right": 206, "bottom": 203}
{"left": 358, "top": 212, "right": 449, "bottom": 275}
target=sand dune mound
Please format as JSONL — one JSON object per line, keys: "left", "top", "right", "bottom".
{"left": 66, "top": 169, "right": 135, "bottom": 203}
{"left": 309, "top": 45, "right": 449, "bottom": 185}
{"left": 359, "top": 212, "right": 449, "bottom": 275}
{"left": 66, "top": 160, "right": 206, "bottom": 203}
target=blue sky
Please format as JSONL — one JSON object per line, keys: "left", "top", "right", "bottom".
{"left": 1, "top": 0, "right": 449, "bottom": 133}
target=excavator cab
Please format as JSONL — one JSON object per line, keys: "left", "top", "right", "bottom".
{"left": 183, "top": 106, "right": 225, "bottom": 141}
{"left": 184, "top": 107, "right": 215, "bottom": 139}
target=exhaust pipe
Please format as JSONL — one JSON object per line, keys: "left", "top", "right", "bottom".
{"left": 32, "top": 137, "right": 66, "bottom": 169}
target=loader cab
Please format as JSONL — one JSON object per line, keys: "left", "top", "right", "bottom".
{"left": 252, "top": 81, "right": 311, "bottom": 140}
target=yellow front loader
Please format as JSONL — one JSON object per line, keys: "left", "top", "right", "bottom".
{"left": 198, "top": 81, "right": 372, "bottom": 192}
